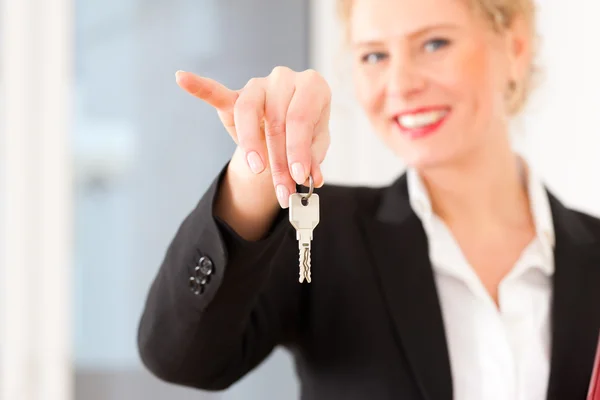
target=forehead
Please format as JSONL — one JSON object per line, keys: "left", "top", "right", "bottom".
{"left": 350, "top": 0, "right": 475, "bottom": 42}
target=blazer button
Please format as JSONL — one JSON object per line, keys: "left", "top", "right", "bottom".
{"left": 196, "top": 275, "right": 209, "bottom": 286}
{"left": 193, "top": 266, "right": 212, "bottom": 282}
{"left": 188, "top": 276, "right": 206, "bottom": 295}
{"left": 197, "top": 256, "right": 213, "bottom": 276}
{"left": 189, "top": 277, "right": 201, "bottom": 295}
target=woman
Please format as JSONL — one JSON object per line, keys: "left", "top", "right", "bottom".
{"left": 137, "top": 0, "right": 600, "bottom": 398}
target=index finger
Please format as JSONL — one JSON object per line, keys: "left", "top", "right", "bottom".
{"left": 285, "top": 72, "right": 331, "bottom": 185}
{"left": 175, "top": 70, "right": 238, "bottom": 110}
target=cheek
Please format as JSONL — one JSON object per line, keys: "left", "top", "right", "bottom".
{"left": 354, "top": 80, "right": 376, "bottom": 115}
{"left": 451, "top": 43, "right": 505, "bottom": 115}
{"left": 352, "top": 68, "right": 385, "bottom": 118}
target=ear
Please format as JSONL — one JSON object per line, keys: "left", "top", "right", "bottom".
{"left": 505, "top": 13, "right": 533, "bottom": 82}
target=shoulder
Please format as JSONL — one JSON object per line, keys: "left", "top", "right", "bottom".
{"left": 569, "top": 208, "right": 600, "bottom": 237}
{"left": 548, "top": 190, "right": 600, "bottom": 246}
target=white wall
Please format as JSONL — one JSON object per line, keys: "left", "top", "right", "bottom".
{"left": 312, "top": 0, "right": 600, "bottom": 219}
{"left": 0, "top": 0, "right": 73, "bottom": 399}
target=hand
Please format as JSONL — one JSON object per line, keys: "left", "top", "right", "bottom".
{"left": 175, "top": 67, "right": 331, "bottom": 208}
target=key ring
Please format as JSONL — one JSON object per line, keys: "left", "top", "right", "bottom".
{"left": 298, "top": 174, "right": 314, "bottom": 206}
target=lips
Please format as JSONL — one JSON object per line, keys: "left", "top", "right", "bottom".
{"left": 393, "top": 106, "right": 451, "bottom": 139}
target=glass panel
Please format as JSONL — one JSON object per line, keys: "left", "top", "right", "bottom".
{"left": 73, "top": 0, "right": 308, "bottom": 398}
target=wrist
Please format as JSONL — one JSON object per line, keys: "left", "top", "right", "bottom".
{"left": 215, "top": 147, "right": 280, "bottom": 241}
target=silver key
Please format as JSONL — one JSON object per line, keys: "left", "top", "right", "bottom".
{"left": 289, "top": 185, "right": 320, "bottom": 283}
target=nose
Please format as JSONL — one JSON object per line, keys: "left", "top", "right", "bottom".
{"left": 387, "top": 52, "right": 426, "bottom": 98}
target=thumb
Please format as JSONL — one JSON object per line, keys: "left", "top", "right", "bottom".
{"left": 175, "top": 70, "right": 238, "bottom": 111}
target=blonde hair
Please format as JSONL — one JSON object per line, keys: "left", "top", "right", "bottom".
{"left": 336, "top": 0, "right": 540, "bottom": 115}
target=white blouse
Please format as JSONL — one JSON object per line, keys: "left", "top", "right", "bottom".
{"left": 407, "top": 165, "right": 555, "bottom": 400}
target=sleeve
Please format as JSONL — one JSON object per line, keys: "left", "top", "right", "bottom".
{"left": 136, "top": 161, "right": 305, "bottom": 391}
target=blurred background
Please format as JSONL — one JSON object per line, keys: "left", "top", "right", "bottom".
{"left": 1, "top": 0, "right": 599, "bottom": 399}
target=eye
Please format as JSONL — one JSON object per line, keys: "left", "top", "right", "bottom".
{"left": 423, "top": 38, "right": 450, "bottom": 52}
{"left": 361, "top": 52, "right": 388, "bottom": 64}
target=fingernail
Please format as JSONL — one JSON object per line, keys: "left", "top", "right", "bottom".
{"left": 291, "top": 162, "right": 305, "bottom": 185}
{"left": 246, "top": 151, "right": 264, "bottom": 174}
{"left": 276, "top": 185, "right": 290, "bottom": 208}
{"left": 175, "top": 70, "right": 185, "bottom": 80}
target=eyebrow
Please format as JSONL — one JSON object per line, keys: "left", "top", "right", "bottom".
{"left": 351, "top": 23, "right": 458, "bottom": 47}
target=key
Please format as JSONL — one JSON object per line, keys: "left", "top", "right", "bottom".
{"left": 289, "top": 189, "right": 320, "bottom": 283}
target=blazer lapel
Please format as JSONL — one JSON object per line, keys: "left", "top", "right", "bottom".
{"left": 359, "top": 174, "right": 453, "bottom": 400}
{"left": 546, "top": 193, "right": 600, "bottom": 400}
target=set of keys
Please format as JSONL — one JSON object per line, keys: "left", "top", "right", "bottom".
{"left": 288, "top": 175, "right": 320, "bottom": 283}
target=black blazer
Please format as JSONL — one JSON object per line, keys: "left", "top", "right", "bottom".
{"left": 138, "top": 162, "right": 600, "bottom": 400}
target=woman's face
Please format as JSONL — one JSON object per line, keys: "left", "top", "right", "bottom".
{"left": 350, "top": 0, "right": 530, "bottom": 169}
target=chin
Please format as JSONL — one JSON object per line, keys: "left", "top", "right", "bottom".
{"left": 383, "top": 127, "right": 479, "bottom": 172}
{"left": 403, "top": 155, "right": 450, "bottom": 171}
{"left": 395, "top": 145, "right": 468, "bottom": 171}
{"left": 376, "top": 122, "right": 452, "bottom": 167}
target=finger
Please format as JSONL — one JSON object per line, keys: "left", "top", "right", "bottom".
{"left": 286, "top": 70, "right": 331, "bottom": 186}
{"left": 305, "top": 124, "right": 330, "bottom": 189}
{"left": 309, "top": 157, "right": 325, "bottom": 189}
{"left": 310, "top": 113, "right": 331, "bottom": 189}
{"left": 175, "top": 70, "right": 238, "bottom": 111}
{"left": 234, "top": 78, "right": 268, "bottom": 177}
{"left": 264, "top": 67, "right": 298, "bottom": 209}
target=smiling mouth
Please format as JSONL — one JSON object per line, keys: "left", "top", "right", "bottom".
{"left": 396, "top": 109, "right": 449, "bottom": 129}
{"left": 394, "top": 107, "right": 450, "bottom": 139}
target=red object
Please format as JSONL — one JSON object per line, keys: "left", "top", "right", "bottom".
{"left": 588, "top": 334, "right": 600, "bottom": 400}
{"left": 392, "top": 106, "right": 451, "bottom": 140}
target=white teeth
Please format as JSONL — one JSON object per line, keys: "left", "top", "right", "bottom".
{"left": 397, "top": 110, "right": 447, "bottom": 129}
